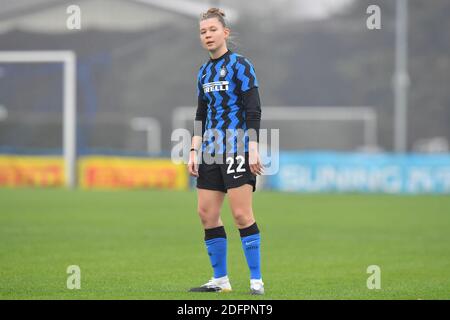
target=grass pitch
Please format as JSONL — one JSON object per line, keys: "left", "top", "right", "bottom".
{"left": 0, "top": 188, "right": 449, "bottom": 299}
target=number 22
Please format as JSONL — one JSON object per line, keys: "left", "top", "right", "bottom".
{"left": 226, "top": 156, "right": 246, "bottom": 174}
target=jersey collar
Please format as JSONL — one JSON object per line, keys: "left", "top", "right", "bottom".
{"left": 209, "top": 49, "right": 231, "bottom": 62}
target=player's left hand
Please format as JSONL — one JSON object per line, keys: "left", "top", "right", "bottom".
{"left": 249, "top": 142, "right": 264, "bottom": 176}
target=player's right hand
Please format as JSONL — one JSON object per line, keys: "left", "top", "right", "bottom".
{"left": 188, "top": 151, "right": 199, "bottom": 177}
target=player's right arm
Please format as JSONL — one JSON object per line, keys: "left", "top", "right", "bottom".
{"left": 188, "top": 71, "right": 207, "bottom": 177}
{"left": 188, "top": 97, "right": 206, "bottom": 177}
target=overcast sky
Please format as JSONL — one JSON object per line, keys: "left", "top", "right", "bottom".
{"left": 293, "top": 0, "right": 355, "bottom": 19}
{"left": 200, "top": 0, "right": 355, "bottom": 21}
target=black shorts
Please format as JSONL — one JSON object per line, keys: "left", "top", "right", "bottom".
{"left": 196, "top": 152, "right": 256, "bottom": 193}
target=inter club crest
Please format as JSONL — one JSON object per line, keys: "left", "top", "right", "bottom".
{"left": 220, "top": 67, "right": 227, "bottom": 78}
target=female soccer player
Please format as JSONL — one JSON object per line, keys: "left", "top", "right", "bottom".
{"left": 188, "top": 8, "right": 264, "bottom": 295}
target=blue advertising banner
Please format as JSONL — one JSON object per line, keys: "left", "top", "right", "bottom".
{"left": 269, "top": 152, "right": 450, "bottom": 194}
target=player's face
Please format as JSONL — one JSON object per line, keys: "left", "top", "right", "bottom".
{"left": 199, "top": 18, "right": 229, "bottom": 52}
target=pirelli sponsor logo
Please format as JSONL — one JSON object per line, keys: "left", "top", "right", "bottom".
{"left": 203, "top": 81, "right": 229, "bottom": 93}
{"left": 79, "top": 156, "right": 188, "bottom": 190}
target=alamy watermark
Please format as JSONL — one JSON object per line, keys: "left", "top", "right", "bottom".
{"left": 366, "top": 265, "right": 381, "bottom": 289}
{"left": 171, "top": 123, "right": 280, "bottom": 175}
{"left": 67, "top": 265, "right": 81, "bottom": 289}
{"left": 366, "top": 5, "right": 381, "bottom": 30}
{"left": 66, "top": 5, "right": 81, "bottom": 30}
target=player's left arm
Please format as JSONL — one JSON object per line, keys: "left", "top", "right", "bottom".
{"left": 238, "top": 58, "right": 263, "bottom": 175}
{"left": 243, "top": 87, "right": 263, "bottom": 175}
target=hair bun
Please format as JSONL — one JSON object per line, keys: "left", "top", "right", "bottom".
{"left": 206, "top": 7, "right": 225, "bottom": 17}
{"left": 200, "top": 7, "right": 227, "bottom": 27}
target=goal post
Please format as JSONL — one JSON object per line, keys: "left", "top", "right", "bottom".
{"left": 0, "top": 51, "right": 77, "bottom": 187}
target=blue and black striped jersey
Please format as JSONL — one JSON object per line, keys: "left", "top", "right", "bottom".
{"left": 196, "top": 50, "right": 260, "bottom": 154}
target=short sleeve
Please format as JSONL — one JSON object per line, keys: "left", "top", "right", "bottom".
{"left": 236, "top": 57, "right": 259, "bottom": 92}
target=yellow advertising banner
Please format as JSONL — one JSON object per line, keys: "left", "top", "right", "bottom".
{"left": 79, "top": 156, "right": 188, "bottom": 190}
{"left": 0, "top": 156, "right": 65, "bottom": 187}
{"left": 0, "top": 156, "right": 188, "bottom": 190}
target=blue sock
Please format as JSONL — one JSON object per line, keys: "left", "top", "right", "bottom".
{"left": 240, "top": 223, "right": 261, "bottom": 280}
{"left": 204, "top": 226, "right": 227, "bottom": 279}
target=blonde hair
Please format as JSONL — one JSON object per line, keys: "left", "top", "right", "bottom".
{"left": 200, "top": 7, "right": 227, "bottom": 27}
